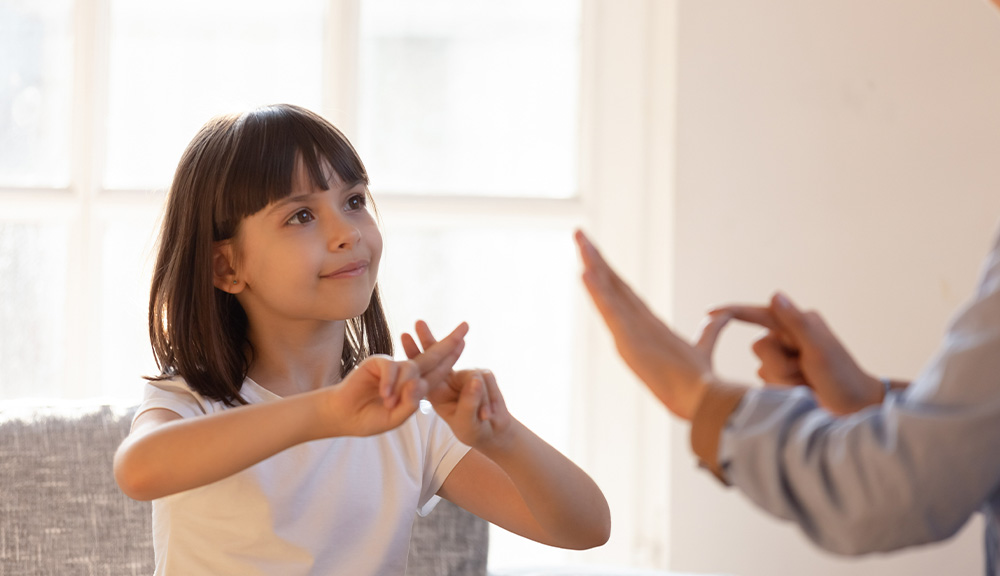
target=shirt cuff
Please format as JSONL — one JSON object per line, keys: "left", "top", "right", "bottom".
{"left": 690, "top": 381, "right": 749, "bottom": 484}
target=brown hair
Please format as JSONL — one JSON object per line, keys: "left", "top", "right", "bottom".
{"left": 148, "top": 104, "right": 393, "bottom": 405}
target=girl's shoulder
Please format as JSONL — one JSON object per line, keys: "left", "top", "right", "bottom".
{"left": 137, "top": 376, "right": 230, "bottom": 420}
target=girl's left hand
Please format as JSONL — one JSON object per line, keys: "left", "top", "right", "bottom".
{"left": 402, "top": 322, "right": 512, "bottom": 449}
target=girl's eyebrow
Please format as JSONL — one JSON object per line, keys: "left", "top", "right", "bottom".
{"left": 266, "top": 192, "right": 317, "bottom": 216}
{"left": 265, "top": 182, "right": 368, "bottom": 216}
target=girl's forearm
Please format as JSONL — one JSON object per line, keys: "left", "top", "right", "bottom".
{"left": 114, "top": 392, "right": 325, "bottom": 501}
{"left": 479, "top": 421, "right": 611, "bottom": 549}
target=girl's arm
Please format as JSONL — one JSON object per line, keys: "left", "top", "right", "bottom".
{"left": 403, "top": 325, "right": 611, "bottom": 550}
{"left": 115, "top": 326, "right": 467, "bottom": 501}
{"left": 116, "top": 386, "right": 346, "bottom": 501}
{"left": 438, "top": 394, "right": 612, "bottom": 550}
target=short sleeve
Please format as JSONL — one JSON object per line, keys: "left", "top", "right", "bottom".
{"left": 415, "top": 402, "right": 471, "bottom": 516}
{"left": 133, "top": 378, "right": 213, "bottom": 424}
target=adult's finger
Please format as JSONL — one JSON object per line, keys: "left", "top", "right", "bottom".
{"left": 712, "top": 303, "right": 799, "bottom": 350}
{"left": 768, "top": 292, "right": 812, "bottom": 343}
{"left": 693, "top": 311, "right": 733, "bottom": 359}
{"left": 752, "top": 333, "right": 804, "bottom": 385}
{"left": 575, "top": 230, "right": 613, "bottom": 279}
{"left": 711, "top": 305, "right": 781, "bottom": 332}
{"left": 577, "top": 235, "right": 645, "bottom": 337}
{"left": 576, "top": 231, "right": 651, "bottom": 318}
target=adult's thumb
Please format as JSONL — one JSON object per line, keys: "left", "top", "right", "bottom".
{"left": 769, "top": 292, "right": 810, "bottom": 343}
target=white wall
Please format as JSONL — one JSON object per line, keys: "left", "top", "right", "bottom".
{"left": 667, "top": 0, "right": 1000, "bottom": 575}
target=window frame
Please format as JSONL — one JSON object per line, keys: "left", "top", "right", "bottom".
{"left": 0, "top": 0, "right": 678, "bottom": 568}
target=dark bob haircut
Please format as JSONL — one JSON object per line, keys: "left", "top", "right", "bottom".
{"left": 148, "top": 104, "right": 392, "bottom": 405}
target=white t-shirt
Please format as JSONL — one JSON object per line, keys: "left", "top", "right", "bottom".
{"left": 135, "top": 377, "right": 471, "bottom": 576}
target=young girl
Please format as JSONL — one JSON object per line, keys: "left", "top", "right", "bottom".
{"left": 113, "top": 104, "right": 610, "bottom": 575}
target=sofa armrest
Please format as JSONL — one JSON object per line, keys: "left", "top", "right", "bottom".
{"left": 407, "top": 497, "right": 489, "bottom": 576}
{"left": 0, "top": 401, "right": 153, "bottom": 575}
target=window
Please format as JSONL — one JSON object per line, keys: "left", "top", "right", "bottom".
{"left": 0, "top": 0, "right": 675, "bottom": 570}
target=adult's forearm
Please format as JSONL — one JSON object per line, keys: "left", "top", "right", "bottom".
{"left": 723, "top": 386, "right": 1000, "bottom": 554}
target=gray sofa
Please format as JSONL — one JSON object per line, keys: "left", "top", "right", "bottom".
{"left": 0, "top": 401, "right": 488, "bottom": 576}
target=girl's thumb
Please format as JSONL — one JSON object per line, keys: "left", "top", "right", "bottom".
{"left": 459, "top": 376, "right": 485, "bottom": 417}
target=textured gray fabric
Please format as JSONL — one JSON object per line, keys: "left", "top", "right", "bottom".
{"left": 407, "top": 498, "right": 489, "bottom": 576}
{"left": 0, "top": 402, "right": 488, "bottom": 576}
{"left": 0, "top": 403, "right": 153, "bottom": 576}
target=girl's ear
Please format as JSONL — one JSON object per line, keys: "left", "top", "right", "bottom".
{"left": 212, "top": 241, "right": 243, "bottom": 293}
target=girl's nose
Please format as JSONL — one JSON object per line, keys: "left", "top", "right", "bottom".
{"left": 328, "top": 218, "right": 362, "bottom": 250}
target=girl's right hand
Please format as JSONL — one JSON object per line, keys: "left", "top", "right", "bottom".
{"left": 322, "top": 323, "right": 469, "bottom": 437}
{"left": 324, "top": 355, "right": 427, "bottom": 437}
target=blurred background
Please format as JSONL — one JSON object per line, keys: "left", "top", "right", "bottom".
{"left": 2, "top": 0, "right": 999, "bottom": 574}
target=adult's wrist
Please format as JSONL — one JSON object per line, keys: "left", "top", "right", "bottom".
{"left": 690, "top": 380, "right": 749, "bottom": 484}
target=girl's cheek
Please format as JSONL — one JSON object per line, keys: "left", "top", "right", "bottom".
{"left": 366, "top": 222, "right": 384, "bottom": 257}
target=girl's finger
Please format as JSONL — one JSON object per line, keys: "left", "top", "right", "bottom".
{"left": 422, "top": 340, "right": 467, "bottom": 386}
{"left": 379, "top": 360, "right": 399, "bottom": 408}
{"left": 401, "top": 369, "right": 427, "bottom": 406}
{"left": 411, "top": 322, "right": 468, "bottom": 376}
{"left": 401, "top": 332, "right": 421, "bottom": 359}
{"left": 400, "top": 359, "right": 421, "bottom": 386}
{"left": 469, "top": 370, "right": 491, "bottom": 421}
{"left": 480, "top": 369, "right": 505, "bottom": 421}
{"left": 392, "top": 378, "right": 426, "bottom": 420}
{"left": 415, "top": 320, "right": 439, "bottom": 350}
{"left": 458, "top": 374, "right": 486, "bottom": 423}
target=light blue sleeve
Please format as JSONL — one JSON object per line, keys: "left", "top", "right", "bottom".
{"left": 718, "top": 236, "right": 1000, "bottom": 555}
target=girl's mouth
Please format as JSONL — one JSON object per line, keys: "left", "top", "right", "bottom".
{"left": 323, "top": 261, "right": 369, "bottom": 279}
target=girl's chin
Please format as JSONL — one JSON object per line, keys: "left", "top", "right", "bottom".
{"left": 330, "top": 305, "right": 374, "bottom": 322}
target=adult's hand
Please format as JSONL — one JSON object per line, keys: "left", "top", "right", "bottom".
{"left": 713, "top": 293, "right": 885, "bottom": 415}
{"left": 575, "top": 230, "right": 728, "bottom": 420}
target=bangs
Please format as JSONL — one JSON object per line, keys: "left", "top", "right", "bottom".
{"left": 213, "top": 104, "right": 368, "bottom": 241}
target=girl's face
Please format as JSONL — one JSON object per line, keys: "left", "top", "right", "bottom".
{"left": 225, "top": 158, "right": 382, "bottom": 328}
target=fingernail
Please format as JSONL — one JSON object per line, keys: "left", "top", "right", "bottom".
{"left": 775, "top": 292, "right": 791, "bottom": 309}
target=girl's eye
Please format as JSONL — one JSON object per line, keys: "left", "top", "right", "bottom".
{"left": 286, "top": 209, "right": 315, "bottom": 225}
{"left": 346, "top": 194, "right": 367, "bottom": 211}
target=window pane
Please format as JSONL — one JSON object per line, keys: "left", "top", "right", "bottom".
{"left": 358, "top": 0, "right": 580, "bottom": 198}
{"left": 377, "top": 221, "right": 578, "bottom": 566}
{"left": 0, "top": 222, "right": 68, "bottom": 398}
{"left": 98, "top": 218, "right": 158, "bottom": 401}
{"left": 0, "top": 0, "right": 73, "bottom": 187}
{"left": 105, "top": 0, "right": 326, "bottom": 190}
